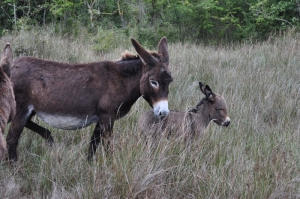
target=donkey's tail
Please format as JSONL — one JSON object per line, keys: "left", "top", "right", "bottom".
{"left": 1, "top": 43, "right": 14, "bottom": 78}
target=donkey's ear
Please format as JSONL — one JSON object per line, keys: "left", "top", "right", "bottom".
{"left": 1, "top": 43, "right": 13, "bottom": 78}
{"left": 199, "top": 82, "right": 215, "bottom": 101}
{"left": 1, "top": 43, "right": 13, "bottom": 65}
{"left": 158, "top": 37, "right": 169, "bottom": 63}
{"left": 131, "top": 38, "right": 156, "bottom": 66}
{"left": 199, "top": 82, "right": 206, "bottom": 93}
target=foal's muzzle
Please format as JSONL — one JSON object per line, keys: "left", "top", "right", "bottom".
{"left": 222, "top": 117, "right": 231, "bottom": 127}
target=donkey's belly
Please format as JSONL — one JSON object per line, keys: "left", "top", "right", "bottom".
{"left": 36, "top": 112, "right": 99, "bottom": 130}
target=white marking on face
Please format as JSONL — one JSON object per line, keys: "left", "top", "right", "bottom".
{"left": 153, "top": 100, "right": 169, "bottom": 118}
{"left": 225, "top": 117, "right": 231, "bottom": 123}
{"left": 36, "top": 112, "right": 99, "bottom": 130}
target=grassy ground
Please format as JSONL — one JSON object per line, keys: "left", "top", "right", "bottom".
{"left": 0, "top": 28, "right": 300, "bottom": 198}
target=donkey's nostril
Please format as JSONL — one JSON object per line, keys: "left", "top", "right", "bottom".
{"left": 158, "top": 110, "right": 169, "bottom": 119}
{"left": 160, "top": 115, "right": 166, "bottom": 119}
{"left": 153, "top": 100, "right": 169, "bottom": 119}
{"left": 159, "top": 112, "right": 165, "bottom": 119}
{"left": 224, "top": 120, "right": 230, "bottom": 127}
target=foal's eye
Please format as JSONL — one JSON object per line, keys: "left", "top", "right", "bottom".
{"left": 150, "top": 80, "right": 159, "bottom": 88}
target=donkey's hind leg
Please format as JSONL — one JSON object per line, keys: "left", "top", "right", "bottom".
{"left": 25, "top": 120, "right": 54, "bottom": 146}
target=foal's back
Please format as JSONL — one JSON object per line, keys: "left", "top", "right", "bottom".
{"left": 139, "top": 109, "right": 200, "bottom": 139}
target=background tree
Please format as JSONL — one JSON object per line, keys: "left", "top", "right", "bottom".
{"left": 0, "top": 0, "right": 299, "bottom": 45}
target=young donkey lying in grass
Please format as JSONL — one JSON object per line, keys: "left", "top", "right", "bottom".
{"left": 139, "top": 82, "right": 230, "bottom": 140}
{"left": 0, "top": 43, "right": 16, "bottom": 161}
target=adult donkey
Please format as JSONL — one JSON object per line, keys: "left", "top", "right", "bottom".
{"left": 7, "top": 37, "right": 173, "bottom": 161}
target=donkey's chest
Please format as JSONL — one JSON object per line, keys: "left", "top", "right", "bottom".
{"left": 36, "top": 112, "right": 99, "bottom": 130}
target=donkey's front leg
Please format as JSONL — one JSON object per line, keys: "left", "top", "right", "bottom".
{"left": 87, "top": 123, "right": 101, "bottom": 161}
{"left": 87, "top": 120, "right": 114, "bottom": 161}
{"left": 100, "top": 128, "right": 114, "bottom": 155}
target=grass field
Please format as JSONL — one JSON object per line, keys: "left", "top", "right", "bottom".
{"left": 0, "top": 28, "right": 300, "bottom": 198}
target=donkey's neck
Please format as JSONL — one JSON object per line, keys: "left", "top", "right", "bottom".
{"left": 189, "top": 98, "right": 211, "bottom": 128}
{"left": 113, "top": 59, "right": 144, "bottom": 118}
{"left": 115, "top": 58, "right": 143, "bottom": 76}
{"left": 115, "top": 58, "right": 143, "bottom": 95}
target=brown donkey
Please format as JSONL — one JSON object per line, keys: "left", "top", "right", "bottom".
{"left": 7, "top": 37, "right": 173, "bottom": 161}
{"left": 139, "top": 82, "right": 230, "bottom": 140}
{"left": 0, "top": 43, "right": 16, "bottom": 161}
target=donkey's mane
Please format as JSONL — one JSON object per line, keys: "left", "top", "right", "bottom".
{"left": 116, "top": 51, "right": 165, "bottom": 76}
{"left": 118, "top": 51, "right": 162, "bottom": 62}
{"left": 118, "top": 51, "right": 139, "bottom": 61}
{"left": 188, "top": 97, "right": 207, "bottom": 113}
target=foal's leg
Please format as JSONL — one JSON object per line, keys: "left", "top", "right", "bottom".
{"left": 25, "top": 120, "right": 54, "bottom": 146}
{"left": 6, "top": 108, "right": 31, "bottom": 162}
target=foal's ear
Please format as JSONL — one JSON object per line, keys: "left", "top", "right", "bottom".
{"left": 158, "top": 37, "right": 169, "bottom": 63}
{"left": 131, "top": 38, "right": 156, "bottom": 66}
{"left": 199, "top": 82, "right": 215, "bottom": 101}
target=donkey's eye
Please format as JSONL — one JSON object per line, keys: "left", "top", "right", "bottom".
{"left": 150, "top": 80, "right": 159, "bottom": 88}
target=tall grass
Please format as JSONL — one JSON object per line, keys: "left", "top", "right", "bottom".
{"left": 0, "top": 27, "right": 300, "bottom": 198}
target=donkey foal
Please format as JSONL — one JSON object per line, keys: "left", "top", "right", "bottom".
{"left": 0, "top": 43, "right": 16, "bottom": 161}
{"left": 139, "top": 82, "right": 230, "bottom": 141}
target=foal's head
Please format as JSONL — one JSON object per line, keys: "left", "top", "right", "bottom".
{"left": 131, "top": 37, "right": 173, "bottom": 119}
{"left": 199, "top": 82, "right": 230, "bottom": 127}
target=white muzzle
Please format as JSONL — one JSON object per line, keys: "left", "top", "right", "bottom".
{"left": 153, "top": 100, "right": 169, "bottom": 119}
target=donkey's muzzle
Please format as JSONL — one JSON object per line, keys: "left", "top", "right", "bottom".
{"left": 222, "top": 117, "right": 231, "bottom": 127}
{"left": 223, "top": 120, "right": 230, "bottom": 127}
{"left": 153, "top": 100, "right": 169, "bottom": 119}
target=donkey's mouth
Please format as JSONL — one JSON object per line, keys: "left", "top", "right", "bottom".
{"left": 222, "top": 117, "right": 231, "bottom": 127}
{"left": 159, "top": 114, "right": 167, "bottom": 120}
{"left": 212, "top": 118, "right": 231, "bottom": 127}
{"left": 222, "top": 120, "right": 230, "bottom": 127}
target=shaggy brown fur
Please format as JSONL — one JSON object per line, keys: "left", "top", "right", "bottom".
{"left": 139, "top": 82, "right": 230, "bottom": 141}
{"left": 7, "top": 37, "right": 173, "bottom": 162}
{"left": 0, "top": 43, "right": 16, "bottom": 161}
